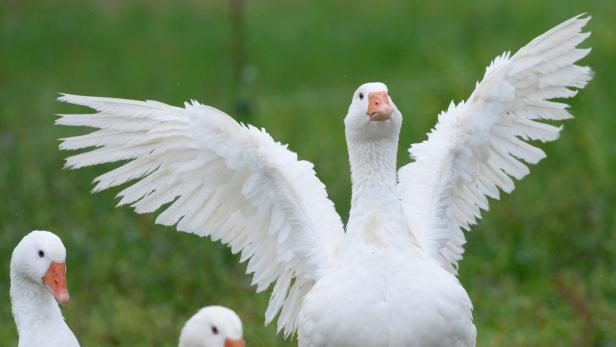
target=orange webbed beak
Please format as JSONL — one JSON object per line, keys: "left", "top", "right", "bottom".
{"left": 367, "top": 91, "right": 393, "bottom": 121}
{"left": 224, "top": 337, "right": 245, "bottom": 347}
{"left": 42, "top": 262, "right": 70, "bottom": 305}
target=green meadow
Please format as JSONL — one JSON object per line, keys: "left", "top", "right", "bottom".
{"left": 1, "top": 1, "right": 614, "bottom": 346}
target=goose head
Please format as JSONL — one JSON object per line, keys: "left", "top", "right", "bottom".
{"left": 179, "top": 306, "right": 244, "bottom": 347}
{"left": 344, "top": 82, "right": 402, "bottom": 141}
{"left": 10, "top": 230, "right": 70, "bottom": 305}
{"left": 344, "top": 82, "right": 402, "bottom": 190}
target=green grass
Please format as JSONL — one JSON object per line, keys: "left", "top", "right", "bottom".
{"left": 1, "top": 1, "right": 615, "bottom": 346}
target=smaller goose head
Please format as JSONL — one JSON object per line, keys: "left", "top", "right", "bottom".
{"left": 179, "top": 306, "right": 244, "bottom": 347}
{"left": 345, "top": 82, "right": 402, "bottom": 140}
{"left": 11, "top": 230, "right": 70, "bottom": 305}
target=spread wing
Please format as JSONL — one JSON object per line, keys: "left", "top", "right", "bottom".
{"left": 398, "top": 15, "right": 592, "bottom": 274}
{"left": 56, "top": 95, "right": 345, "bottom": 336}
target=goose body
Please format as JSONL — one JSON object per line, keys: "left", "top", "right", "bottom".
{"left": 58, "top": 15, "right": 592, "bottom": 346}
{"left": 301, "top": 242, "right": 474, "bottom": 346}
{"left": 10, "top": 231, "right": 79, "bottom": 347}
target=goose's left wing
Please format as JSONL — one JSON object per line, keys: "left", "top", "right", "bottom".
{"left": 398, "top": 15, "right": 592, "bottom": 274}
{"left": 56, "top": 95, "right": 345, "bottom": 336}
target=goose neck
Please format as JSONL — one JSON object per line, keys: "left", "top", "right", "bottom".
{"left": 348, "top": 136, "right": 399, "bottom": 211}
{"left": 10, "top": 271, "right": 63, "bottom": 334}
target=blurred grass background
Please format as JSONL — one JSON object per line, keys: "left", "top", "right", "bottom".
{"left": 1, "top": 0, "right": 615, "bottom": 346}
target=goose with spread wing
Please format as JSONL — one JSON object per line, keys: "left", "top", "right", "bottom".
{"left": 57, "top": 15, "right": 592, "bottom": 347}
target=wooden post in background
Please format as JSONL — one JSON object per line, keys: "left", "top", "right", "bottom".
{"left": 229, "top": 0, "right": 252, "bottom": 121}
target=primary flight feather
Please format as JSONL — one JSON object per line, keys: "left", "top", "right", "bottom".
{"left": 57, "top": 15, "right": 592, "bottom": 347}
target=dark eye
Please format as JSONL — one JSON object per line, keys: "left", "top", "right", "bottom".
{"left": 359, "top": 93, "right": 364, "bottom": 100}
{"left": 38, "top": 250, "right": 45, "bottom": 258}
{"left": 387, "top": 91, "right": 390, "bottom": 96}
{"left": 211, "top": 326, "right": 219, "bottom": 335}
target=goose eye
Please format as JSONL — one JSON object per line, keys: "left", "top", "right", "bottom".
{"left": 211, "top": 326, "right": 219, "bottom": 335}
{"left": 38, "top": 250, "right": 45, "bottom": 258}
{"left": 359, "top": 93, "right": 364, "bottom": 100}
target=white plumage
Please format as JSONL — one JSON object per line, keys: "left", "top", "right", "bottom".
{"left": 179, "top": 306, "right": 244, "bottom": 347}
{"left": 398, "top": 15, "right": 592, "bottom": 273}
{"left": 10, "top": 231, "right": 80, "bottom": 347}
{"left": 57, "top": 15, "right": 592, "bottom": 347}
{"left": 58, "top": 97, "right": 345, "bottom": 337}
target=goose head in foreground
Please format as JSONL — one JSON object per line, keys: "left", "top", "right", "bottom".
{"left": 10, "top": 230, "right": 79, "bottom": 347}
{"left": 179, "top": 306, "right": 244, "bottom": 347}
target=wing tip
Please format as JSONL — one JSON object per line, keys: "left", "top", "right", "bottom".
{"left": 57, "top": 92, "right": 76, "bottom": 103}
{"left": 57, "top": 93, "right": 96, "bottom": 108}
{"left": 566, "top": 13, "right": 591, "bottom": 28}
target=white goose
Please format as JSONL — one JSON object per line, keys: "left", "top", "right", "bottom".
{"left": 57, "top": 15, "right": 592, "bottom": 347}
{"left": 10, "top": 230, "right": 80, "bottom": 347}
{"left": 179, "top": 306, "right": 244, "bottom": 347}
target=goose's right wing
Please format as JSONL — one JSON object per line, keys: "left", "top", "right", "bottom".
{"left": 57, "top": 95, "right": 345, "bottom": 336}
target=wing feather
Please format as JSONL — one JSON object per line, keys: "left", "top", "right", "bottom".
{"left": 398, "top": 15, "right": 592, "bottom": 273}
{"left": 57, "top": 95, "right": 345, "bottom": 336}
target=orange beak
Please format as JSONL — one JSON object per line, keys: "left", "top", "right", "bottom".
{"left": 367, "top": 91, "right": 393, "bottom": 121}
{"left": 224, "top": 337, "right": 245, "bottom": 347}
{"left": 42, "top": 262, "right": 70, "bottom": 305}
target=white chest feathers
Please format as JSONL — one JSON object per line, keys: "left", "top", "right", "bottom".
{"left": 298, "top": 214, "right": 476, "bottom": 347}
